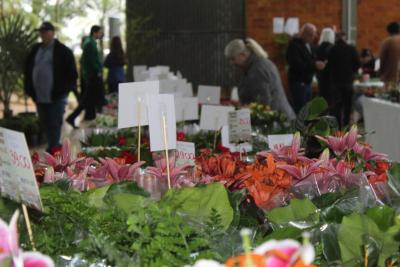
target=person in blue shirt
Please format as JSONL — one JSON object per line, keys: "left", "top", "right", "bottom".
{"left": 104, "top": 36, "right": 126, "bottom": 93}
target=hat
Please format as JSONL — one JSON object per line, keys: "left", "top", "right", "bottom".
{"left": 37, "top": 22, "right": 55, "bottom": 32}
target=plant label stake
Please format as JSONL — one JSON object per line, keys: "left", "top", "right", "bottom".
{"left": 161, "top": 110, "right": 172, "bottom": 189}
{"left": 22, "top": 204, "right": 36, "bottom": 251}
{"left": 137, "top": 97, "right": 142, "bottom": 162}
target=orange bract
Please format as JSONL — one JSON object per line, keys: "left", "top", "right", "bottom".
{"left": 225, "top": 254, "right": 265, "bottom": 267}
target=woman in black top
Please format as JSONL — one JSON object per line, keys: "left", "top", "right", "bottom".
{"left": 104, "top": 36, "right": 126, "bottom": 93}
{"left": 316, "top": 28, "right": 335, "bottom": 103}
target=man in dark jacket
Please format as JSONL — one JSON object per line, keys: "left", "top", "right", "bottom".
{"left": 24, "top": 22, "right": 77, "bottom": 153}
{"left": 327, "top": 32, "right": 360, "bottom": 128}
{"left": 286, "top": 23, "right": 325, "bottom": 113}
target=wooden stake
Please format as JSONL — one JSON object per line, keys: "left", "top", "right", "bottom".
{"left": 161, "top": 113, "right": 171, "bottom": 189}
{"left": 22, "top": 204, "right": 36, "bottom": 251}
{"left": 137, "top": 98, "right": 142, "bottom": 162}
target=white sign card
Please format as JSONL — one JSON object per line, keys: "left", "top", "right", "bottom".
{"left": 197, "top": 85, "right": 221, "bottom": 105}
{"left": 221, "top": 126, "right": 253, "bottom": 153}
{"left": 285, "top": 17, "right": 299, "bottom": 35}
{"left": 228, "top": 109, "right": 252, "bottom": 143}
{"left": 200, "top": 105, "right": 235, "bottom": 131}
{"left": 149, "top": 65, "right": 170, "bottom": 75}
{"left": 230, "top": 87, "right": 239, "bottom": 102}
{"left": 133, "top": 65, "right": 147, "bottom": 82}
{"left": 0, "top": 127, "right": 43, "bottom": 211}
{"left": 175, "top": 141, "right": 195, "bottom": 166}
{"left": 147, "top": 94, "right": 177, "bottom": 152}
{"left": 273, "top": 17, "right": 285, "bottom": 33}
{"left": 268, "top": 134, "right": 294, "bottom": 149}
{"left": 175, "top": 97, "right": 199, "bottom": 121}
{"left": 118, "top": 81, "right": 160, "bottom": 128}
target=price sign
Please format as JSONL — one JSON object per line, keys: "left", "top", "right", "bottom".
{"left": 175, "top": 141, "right": 196, "bottom": 166}
{"left": 0, "top": 127, "right": 43, "bottom": 211}
{"left": 228, "top": 109, "right": 252, "bottom": 143}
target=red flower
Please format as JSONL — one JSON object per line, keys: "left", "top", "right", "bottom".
{"left": 177, "top": 132, "right": 185, "bottom": 141}
{"left": 119, "top": 150, "right": 137, "bottom": 164}
{"left": 217, "top": 144, "right": 231, "bottom": 153}
{"left": 375, "top": 161, "right": 390, "bottom": 175}
{"left": 31, "top": 152, "right": 39, "bottom": 164}
{"left": 118, "top": 136, "right": 127, "bottom": 146}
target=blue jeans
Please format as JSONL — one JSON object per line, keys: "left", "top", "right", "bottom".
{"left": 290, "top": 82, "right": 312, "bottom": 113}
{"left": 37, "top": 98, "right": 67, "bottom": 152}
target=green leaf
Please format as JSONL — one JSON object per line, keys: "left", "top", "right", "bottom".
{"left": 86, "top": 185, "right": 110, "bottom": 209}
{"left": 227, "top": 189, "right": 247, "bottom": 227}
{"left": 110, "top": 193, "right": 147, "bottom": 214}
{"left": 320, "top": 224, "right": 341, "bottom": 263}
{"left": 105, "top": 181, "right": 149, "bottom": 199}
{"left": 307, "top": 97, "right": 328, "bottom": 120}
{"left": 266, "top": 198, "right": 319, "bottom": 226}
{"left": 338, "top": 213, "right": 400, "bottom": 267}
{"left": 320, "top": 190, "right": 362, "bottom": 223}
{"left": 160, "top": 183, "right": 234, "bottom": 230}
{"left": 263, "top": 226, "right": 303, "bottom": 241}
{"left": 366, "top": 206, "right": 395, "bottom": 232}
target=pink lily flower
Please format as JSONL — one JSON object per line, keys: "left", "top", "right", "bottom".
{"left": 0, "top": 210, "right": 54, "bottom": 267}
{"left": 353, "top": 143, "right": 388, "bottom": 162}
{"left": 259, "top": 132, "right": 310, "bottom": 164}
{"left": 146, "top": 155, "right": 192, "bottom": 187}
{"left": 277, "top": 160, "right": 323, "bottom": 181}
{"left": 316, "top": 125, "right": 359, "bottom": 156}
{"left": 99, "top": 158, "right": 145, "bottom": 182}
{"left": 40, "top": 139, "right": 84, "bottom": 172}
{"left": 254, "top": 234, "right": 315, "bottom": 267}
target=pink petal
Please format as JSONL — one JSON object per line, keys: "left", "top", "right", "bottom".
{"left": 9, "top": 210, "right": 20, "bottom": 255}
{"left": 43, "top": 153, "right": 58, "bottom": 167}
{"left": 277, "top": 165, "right": 302, "bottom": 179}
{"left": 61, "top": 139, "right": 71, "bottom": 166}
{"left": 345, "top": 125, "right": 358, "bottom": 149}
{"left": 23, "top": 252, "right": 54, "bottom": 267}
{"left": 0, "top": 217, "right": 10, "bottom": 254}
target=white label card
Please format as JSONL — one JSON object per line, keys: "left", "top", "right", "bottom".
{"left": 228, "top": 109, "right": 252, "bottom": 143}
{"left": 175, "top": 141, "right": 195, "bottom": 166}
{"left": 268, "top": 134, "right": 294, "bottom": 149}
{"left": 273, "top": 17, "right": 285, "bottom": 33}
{"left": 147, "top": 94, "right": 177, "bottom": 152}
{"left": 175, "top": 97, "right": 199, "bottom": 122}
{"left": 0, "top": 127, "right": 43, "bottom": 211}
{"left": 197, "top": 85, "right": 221, "bottom": 105}
{"left": 221, "top": 126, "right": 253, "bottom": 152}
{"left": 200, "top": 105, "right": 235, "bottom": 131}
{"left": 118, "top": 81, "right": 160, "bottom": 128}
{"left": 133, "top": 65, "right": 147, "bottom": 82}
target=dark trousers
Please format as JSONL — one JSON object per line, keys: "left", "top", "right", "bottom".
{"left": 108, "top": 81, "right": 119, "bottom": 94}
{"left": 37, "top": 98, "right": 66, "bottom": 152}
{"left": 289, "top": 81, "right": 312, "bottom": 113}
{"left": 330, "top": 83, "right": 353, "bottom": 128}
{"left": 68, "top": 75, "right": 105, "bottom": 121}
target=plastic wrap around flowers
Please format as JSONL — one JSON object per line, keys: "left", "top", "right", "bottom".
{"left": 0, "top": 210, "right": 54, "bottom": 267}
{"left": 190, "top": 229, "right": 315, "bottom": 267}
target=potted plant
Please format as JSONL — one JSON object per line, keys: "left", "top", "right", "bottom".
{"left": 0, "top": 13, "right": 37, "bottom": 118}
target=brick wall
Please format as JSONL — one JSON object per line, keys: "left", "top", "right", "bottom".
{"left": 358, "top": 0, "right": 400, "bottom": 55}
{"left": 247, "top": 0, "right": 342, "bottom": 65}
{"left": 247, "top": 0, "right": 400, "bottom": 64}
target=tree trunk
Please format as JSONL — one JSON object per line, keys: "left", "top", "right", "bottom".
{"left": 3, "top": 98, "right": 12, "bottom": 119}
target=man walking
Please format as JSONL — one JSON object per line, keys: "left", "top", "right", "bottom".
{"left": 67, "top": 25, "right": 105, "bottom": 127}
{"left": 24, "top": 22, "right": 77, "bottom": 153}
